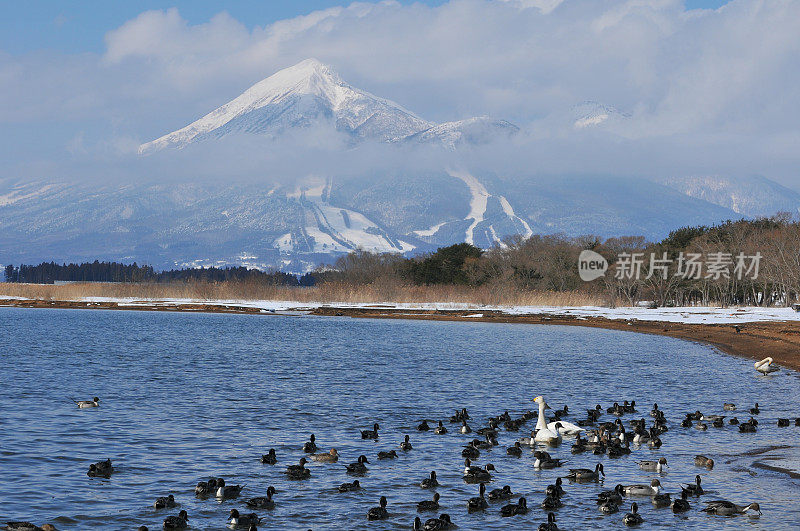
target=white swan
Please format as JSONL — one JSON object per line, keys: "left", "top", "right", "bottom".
{"left": 533, "top": 396, "right": 562, "bottom": 445}
{"left": 547, "top": 419, "right": 584, "bottom": 436}
{"left": 754, "top": 357, "right": 779, "bottom": 375}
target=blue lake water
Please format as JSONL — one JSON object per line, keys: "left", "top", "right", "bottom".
{"left": 1, "top": 307, "right": 799, "bottom": 530}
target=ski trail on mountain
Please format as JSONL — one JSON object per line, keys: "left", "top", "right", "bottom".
{"left": 449, "top": 170, "right": 490, "bottom": 246}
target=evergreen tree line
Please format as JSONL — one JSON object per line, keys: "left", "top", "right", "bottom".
{"left": 3, "top": 261, "right": 316, "bottom": 286}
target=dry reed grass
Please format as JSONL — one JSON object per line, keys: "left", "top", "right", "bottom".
{"left": 0, "top": 280, "right": 606, "bottom": 307}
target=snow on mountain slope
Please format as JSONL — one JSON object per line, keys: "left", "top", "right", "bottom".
{"left": 447, "top": 171, "right": 532, "bottom": 246}
{"left": 572, "top": 101, "right": 630, "bottom": 129}
{"left": 139, "top": 59, "right": 518, "bottom": 153}
{"left": 274, "top": 181, "right": 415, "bottom": 255}
{"left": 658, "top": 175, "right": 800, "bottom": 218}
{"left": 139, "top": 59, "right": 432, "bottom": 153}
{"left": 398, "top": 117, "right": 519, "bottom": 149}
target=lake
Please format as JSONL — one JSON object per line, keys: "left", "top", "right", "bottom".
{"left": 1, "top": 307, "right": 798, "bottom": 529}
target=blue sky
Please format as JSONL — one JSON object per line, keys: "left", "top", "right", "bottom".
{"left": 2, "top": 0, "right": 730, "bottom": 54}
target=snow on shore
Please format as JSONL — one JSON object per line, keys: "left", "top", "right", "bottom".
{"left": 2, "top": 295, "right": 796, "bottom": 324}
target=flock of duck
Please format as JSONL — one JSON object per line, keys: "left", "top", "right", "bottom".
{"left": 9, "top": 393, "right": 793, "bottom": 531}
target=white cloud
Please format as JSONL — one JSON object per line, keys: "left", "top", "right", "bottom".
{"left": 0, "top": 0, "right": 799, "bottom": 187}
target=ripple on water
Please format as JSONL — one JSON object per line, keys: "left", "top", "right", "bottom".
{"left": 0, "top": 307, "right": 799, "bottom": 530}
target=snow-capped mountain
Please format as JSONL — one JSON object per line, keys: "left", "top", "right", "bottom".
{"left": 139, "top": 59, "right": 433, "bottom": 153}
{"left": 658, "top": 175, "right": 800, "bottom": 217}
{"left": 139, "top": 59, "right": 518, "bottom": 153}
{"left": 3, "top": 61, "right": 792, "bottom": 273}
{"left": 572, "top": 100, "right": 630, "bottom": 129}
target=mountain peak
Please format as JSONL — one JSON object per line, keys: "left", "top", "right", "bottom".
{"left": 139, "top": 58, "right": 431, "bottom": 154}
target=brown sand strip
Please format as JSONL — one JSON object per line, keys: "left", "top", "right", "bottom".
{"left": 2, "top": 298, "right": 799, "bottom": 371}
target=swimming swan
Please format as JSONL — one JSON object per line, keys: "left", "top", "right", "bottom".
{"left": 533, "top": 396, "right": 562, "bottom": 445}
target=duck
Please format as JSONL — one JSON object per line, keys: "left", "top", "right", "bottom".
{"left": 310, "top": 448, "right": 339, "bottom": 463}
{"left": 533, "top": 396, "right": 562, "bottom": 445}
{"left": 302, "top": 434, "right": 317, "bottom": 453}
{"left": 260, "top": 449, "right": 277, "bottom": 464}
{"left": 549, "top": 477, "right": 565, "bottom": 497}
{"left": 541, "top": 493, "right": 562, "bottom": 509}
{"left": 461, "top": 444, "right": 480, "bottom": 459}
{"left": 450, "top": 408, "right": 470, "bottom": 422}
{"left": 754, "top": 357, "right": 779, "bottom": 375}
{"left": 417, "top": 492, "right": 441, "bottom": 512}
{"left": 361, "top": 423, "right": 380, "bottom": 439}
{"left": 500, "top": 497, "right": 527, "bottom": 517}
{"left": 571, "top": 433, "right": 587, "bottom": 453}
{"left": 597, "top": 485, "right": 624, "bottom": 505}
{"left": 72, "top": 397, "right": 100, "bottom": 408}
{"left": 694, "top": 455, "right": 714, "bottom": 469}
{"left": 671, "top": 490, "right": 691, "bottom": 513}
{"left": 723, "top": 403, "right": 736, "bottom": 410}
{"left": 377, "top": 450, "right": 398, "bottom": 460}
{"left": 566, "top": 463, "right": 604, "bottom": 481}
{"left": 488, "top": 484, "right": 513, "bottom": 501}
{"left": 216, "top": 478, "right": 244, "bottom": 499}
{"left": 434, "top": 421, "right": 448, "bottom": 434}
{"left": 533, "top": 451, "right": 563, "bottom": 469}
{"left": 598, "top": 500, "right": 619, "bottom": 514}
{"left": 623, "top": 479, "right": 661, "bottom": 496}
{"left": 622, "top": 502, "right": 644, "bottom": 526}
{"left": 419, "top": 514, "right": 454, "bottom": 530}
{"left": 507, "top": 442, "right": 523, "bottom": 456}
{"left": 162, "top": 510, "right": 188, "bottom": 530}
{"left": 729, "top": 416, "right": 740, "bottom": 425}
{"left": 285, "top": 458, "right": 310, "bottom": 479}
{"left": 702, "top": 500, "right": 762, "bottom": 516}
{"left": 739, "top": 420, "right": 757, "bottom": 433}
{"left": 467, "top": 483, "right": 489, "bottom": 512}
{"left": 245, "top": 486, "right": 276, "bottom": 509}
{"left": 367, "top": 496, "right": 389, "bottom": 520}
{"left": 460, "top": 420, "right": 472, "bottom": 434}
{"left": 228, "top": 509, "right": 261, "bottom": 528}
{"left": 778, "top": 418, "right": 790, "bottom": 427}
{"left": 750, "top": 402, "right": 761, "bottom": 414}
{"left": 87, "top": 459, "right": 113, "bottom": 478}
{"left": 153, "top": 494, "right": 177, "bottom": 509}
{"left": 195, "top": 478, "right": 217, "bottom": 497}
{"left": 418, "top": 420, "right": 431, "bottom": 431}
{"left": 463, "top": 459, "right": 495, "bottom": 483}
{"left": 346, "top": 455, "right": 369, "bottom": 475}
{"left": 638, "top": 457, "right": 668, "bottom": 472}
{"left": 338, "top": 479, "right": 361, "bottom": 492}
{"left": 681, "top": 475, "right": 704, "bottom": 496}
{"left": 652, "top": 492, "right": 671, "bottom": 508}
{"left": 420, "top": 471, "right": 439, "bottom": 489}
{"left": 538, "top": 513, "right": 558, "bottom": 531}
{"left": 400, "top": 435, "right": 413, "bottom": 451}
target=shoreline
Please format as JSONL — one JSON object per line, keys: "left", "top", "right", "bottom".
{"left": 3, "top": 297, "right": 800, "bottom": 371}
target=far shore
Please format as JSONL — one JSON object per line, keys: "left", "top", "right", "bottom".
{"left": 2, "top": 296, "right": 800, "bottom": 372}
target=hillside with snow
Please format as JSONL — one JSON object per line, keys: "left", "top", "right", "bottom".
{"left": 2, "top": 59, "right": 794, "bottom": 272}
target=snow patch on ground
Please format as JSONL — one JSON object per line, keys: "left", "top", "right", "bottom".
{"left": 9, "top": 296, "right": 796, "bottom": 325}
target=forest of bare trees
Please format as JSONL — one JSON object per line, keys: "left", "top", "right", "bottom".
{"left": 4, "top": 216, "right": 800, "bottom": 308}
{"left": 324, "top": 215, "right": 800, "bottom": 307}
